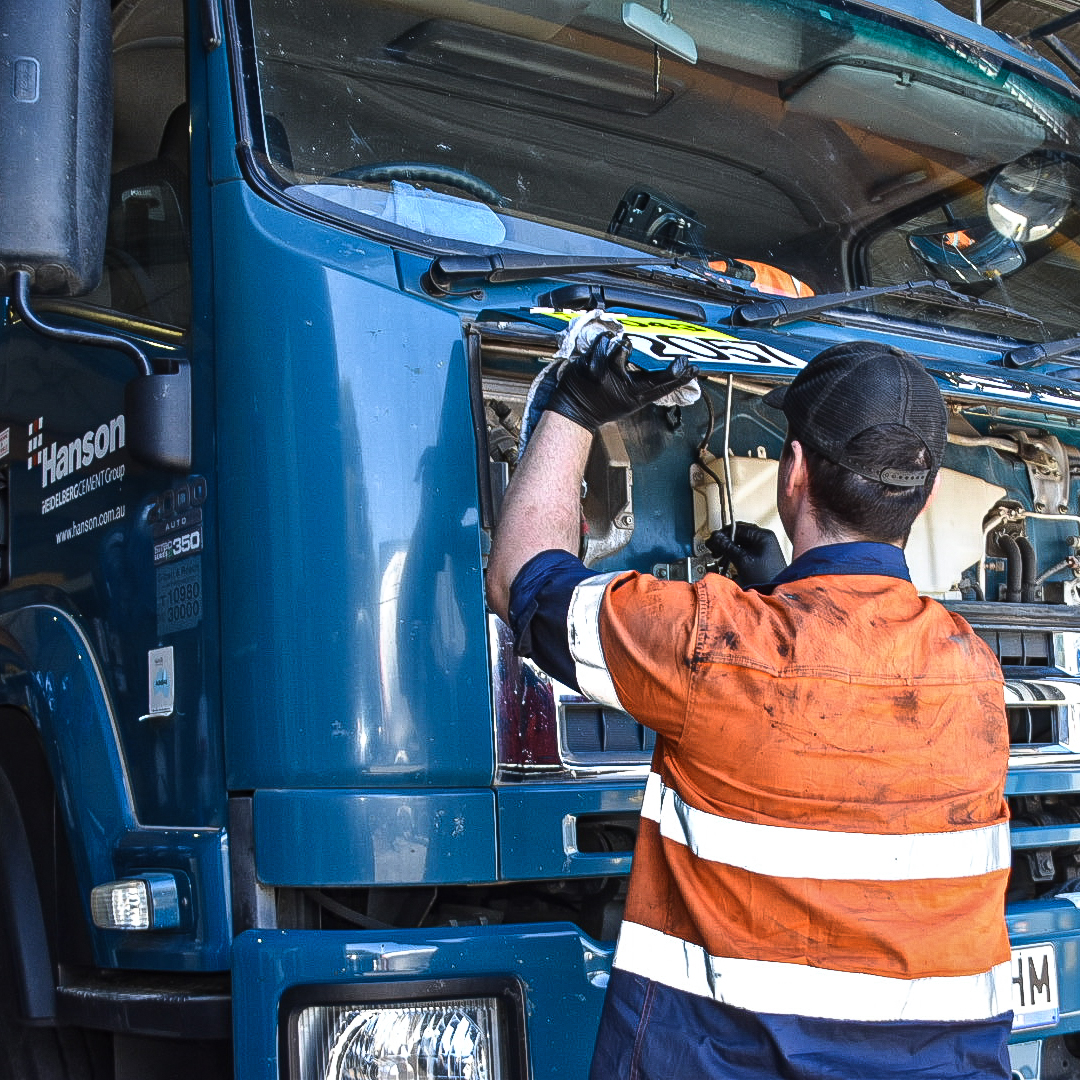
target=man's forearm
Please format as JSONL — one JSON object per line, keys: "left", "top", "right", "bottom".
{"left": 486, "top": 411, "right": 593, "bottom": 622}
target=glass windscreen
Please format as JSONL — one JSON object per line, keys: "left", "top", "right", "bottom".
{"left": 240, "top": 0, "right": 1080, "bottom": 341}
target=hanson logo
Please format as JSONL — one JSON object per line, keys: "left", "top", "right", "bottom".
{"left": 29, "top": 415, "right": 126, "bottom": 489}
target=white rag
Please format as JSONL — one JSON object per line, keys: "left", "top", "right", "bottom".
{"left": 520, "top": 309, "right": 701, "bottom": 450}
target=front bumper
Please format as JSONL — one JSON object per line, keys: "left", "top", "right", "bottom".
{"left": 232, "top": 924, "right": 611, "bottom": 1080}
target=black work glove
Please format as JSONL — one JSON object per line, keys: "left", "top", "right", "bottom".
{"left": 545, "top": 332, "right": 699, "bottom": 434}
{"left": 707, "top": 522, "right": 787, "bottom": 586}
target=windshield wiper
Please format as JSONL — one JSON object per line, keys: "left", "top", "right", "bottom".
{"left": 732, "top": 278, "right": 1044, "bottom": 329}
{"left": 614, "top": 259, "right": 761, "bottom": 303}
{"left": 1003, "top": 335, "right": 1080, "bottom": 369}
{"left": 423, "top": 253, "right": 671, "bottom": 295}
{"left": 535, "top": 282, "right": 707, "bottom": 324}
{"left": 422, "top": 252, "right": 762, "bottom": 307}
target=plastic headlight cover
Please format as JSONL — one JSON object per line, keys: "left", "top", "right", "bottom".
{"left": 294, "top": 997, "right": 505, "bottom": 1080}
{"left": 90, "top": 879, "right": 150, "bottom": 930}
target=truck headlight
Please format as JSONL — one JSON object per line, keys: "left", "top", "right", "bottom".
{"left": 284, "top": 980, "right": 525, "bottom": 1080}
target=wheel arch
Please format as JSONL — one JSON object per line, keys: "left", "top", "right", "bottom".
{"left": 0, "top": 601, "right": 140, "bottom": 975}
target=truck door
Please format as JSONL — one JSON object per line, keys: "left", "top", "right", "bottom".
{"left": 0, "top": 0, "right": 222, "bottom": 824}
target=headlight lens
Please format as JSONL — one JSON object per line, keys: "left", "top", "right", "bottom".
{"left": 295, "top": 998, "right": 505, "bottom": 1080}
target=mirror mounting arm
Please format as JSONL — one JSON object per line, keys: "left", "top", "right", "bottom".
{"left": 8, "top": 270, "right": 192, "bottom": 472}
{"left": 9, "top": 270, "right": 152, "bottom": 377}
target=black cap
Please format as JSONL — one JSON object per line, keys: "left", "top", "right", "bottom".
{"left": 762, "top": 342, "right": 947, "bottom": 487}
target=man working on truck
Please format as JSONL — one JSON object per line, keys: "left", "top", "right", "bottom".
{"left": 486, "top": 336, "right": 1013, "bottom": 1079}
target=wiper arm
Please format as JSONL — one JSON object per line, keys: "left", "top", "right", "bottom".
{"left": 535, "top": 283, "right": 707, "bottom": 324}
{"left": 422, "top": 252, "right": 760, "bottom": 307}
{"left": 1003, "top": 335, "right": 1080, "bottom": 369}
{"left": 602, "top": 260, "right": 761, "bottom": 303}
{"left": 659, "top": 258, "right": 762, "bottom": 299}
{"left": 423, "top": 253, "right": 670, "bottom": 295}
{"left": 732, "top": 278, "right": 1042, "bottom": 328}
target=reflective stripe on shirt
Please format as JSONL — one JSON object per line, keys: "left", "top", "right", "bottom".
{"left": 613, "top": 921, "right": 1013, "bottom": 1023}
{"left": 641, "top": 771, "right": 1011, "bottom": 881}
{"left": 568, "top": 572, "right": 623, "bottom": 708}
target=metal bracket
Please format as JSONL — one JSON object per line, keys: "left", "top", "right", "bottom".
{"left": 652, "top": 556, "right": 710, "bottom": 582}
{"left": 1014, "top": 430, "right": 1070, "bottom": 514}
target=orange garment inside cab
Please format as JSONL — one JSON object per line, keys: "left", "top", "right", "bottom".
{"left": 709, "top": 258, "right": 815, "bottom": 297}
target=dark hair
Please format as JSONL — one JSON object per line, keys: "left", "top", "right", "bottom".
{"left": 786, "top": 425, "right": 939, "bottom": 543}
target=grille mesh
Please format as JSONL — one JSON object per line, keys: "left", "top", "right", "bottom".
{"left": 977, "top": 628, "right": 1053, "bottom": 667}
{"left": 562, "top": 702, "right": 655, "bottom": 763}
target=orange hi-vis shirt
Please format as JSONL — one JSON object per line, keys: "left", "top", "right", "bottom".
{"left": 568, "top": 568, "right": 1012, "bottom": 1026}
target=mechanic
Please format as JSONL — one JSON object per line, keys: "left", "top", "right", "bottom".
{"left": 486, "top": 337, "right": 1013, "bottom": 1079}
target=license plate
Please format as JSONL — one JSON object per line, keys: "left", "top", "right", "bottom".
{"left": 1011, "top": 943, "right": 1060, "bottom": 1031}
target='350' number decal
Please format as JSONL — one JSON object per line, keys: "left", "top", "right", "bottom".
{"left": 154, "top": 527, "right": 202, "bottom": 566}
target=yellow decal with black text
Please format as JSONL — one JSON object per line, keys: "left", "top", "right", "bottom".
{"left": 533, "top": 310, "right": 805, "bottom": 369}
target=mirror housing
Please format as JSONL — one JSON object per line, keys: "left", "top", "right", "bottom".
{"left": 987, "top": 153, "right": 1078, "bottom": 243}
{"left": 0, "top": 0, "right": 111, "bottom": 296}
{"left": 622, "top": 2, "right": 698, "bottom": 63}
{"left": 907, "top": 218, "right": 1024, "bottom": 285}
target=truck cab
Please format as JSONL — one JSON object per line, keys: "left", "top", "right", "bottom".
{"left": 5, "top": 0, "right": 1080, "bottom": 1077}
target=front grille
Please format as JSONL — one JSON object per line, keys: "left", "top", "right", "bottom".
{"left": 1003, "top": 680, "right": 1077, "bottom": 754}
{"left": 965, "top": 620, "right": 1079, "bottom": 755}
{"left": 561, "top": 701, "right": 655, "bottom": 765}
{"left": 1008, "top": 705, "right": 1058, "bottom": 746}
{"left": 977, "top": 627, "right": 1053, "bottom": 667}
{"left": 955, "top": 610, "right": 1080, "bottom": 898}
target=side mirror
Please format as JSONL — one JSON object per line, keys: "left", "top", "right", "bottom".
{"left": 0, "top": 0, "right": 112, "bottom": 296}
{"left": 907, "top": 218, "right": 1025, "bottom": 285}
{"left": 987, "top": 153, "right": 1079, "bottom": 243}
{"left": 1, "top": 3, "right": 192, "bottom": 474}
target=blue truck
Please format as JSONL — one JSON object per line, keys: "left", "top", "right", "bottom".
{"left": 4, "top": 0, "right": 1080, "bottom": 1075}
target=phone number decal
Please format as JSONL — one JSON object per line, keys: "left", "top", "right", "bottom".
{"left": 156, "top": 556, "right": 202, "bottom": 636}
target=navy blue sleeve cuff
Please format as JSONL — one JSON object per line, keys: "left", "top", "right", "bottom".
{"left": 507, "top": 549, "right": 593, "bottom": 691}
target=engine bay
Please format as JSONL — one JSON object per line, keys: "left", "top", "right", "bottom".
{"left": 479, "top": 315, "right": 1080, "bottom": 906}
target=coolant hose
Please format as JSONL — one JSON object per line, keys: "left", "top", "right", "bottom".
{"left": 1015, "top": 535, "right": 1037, "bottom": 603}
{"left": 997, "top": 533, "right": 1023, "bottom": 603}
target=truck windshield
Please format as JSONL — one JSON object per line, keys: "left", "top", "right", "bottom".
{"left": 239, "top": 0, "right": 1080, "bottom": 342}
